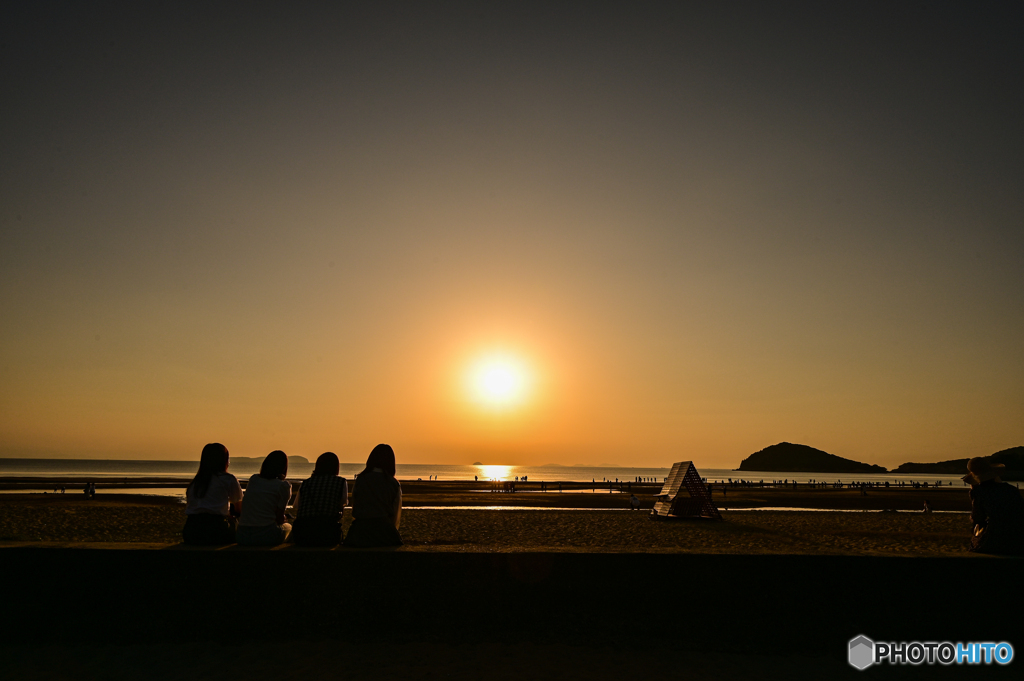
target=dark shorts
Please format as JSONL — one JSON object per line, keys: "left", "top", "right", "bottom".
{"left": 292, "top": 516, "right": 342, "bottom": 547}
{"left": 344, "top": 517, "right": 402, "bottom": 548}
{"left": 182, "top": 513, "right": 236, "bottom": 546}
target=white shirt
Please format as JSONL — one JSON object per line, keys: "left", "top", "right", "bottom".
{"left": 239, "top": 475, "right": 292, "bottom": 527}
{"left": 185, "top": 472, "right": 243, "bottom": 516}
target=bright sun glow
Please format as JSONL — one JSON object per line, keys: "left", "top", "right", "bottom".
{"left": 468, "top": 354, "right": 530, "bottom": 407}
{"left": 479, "top": 464, "right": 511, "bottom": 480}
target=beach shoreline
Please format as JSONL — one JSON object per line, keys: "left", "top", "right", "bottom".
{"left": 0, "top": 490, "right": 981, "bottom": 556}
{"left": 0, "top": 478, "right": 979, "bottom": 510}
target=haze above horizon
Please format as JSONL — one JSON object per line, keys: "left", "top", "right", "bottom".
{"left": 1, "top": 4, "right": 1021, "bottom": 469}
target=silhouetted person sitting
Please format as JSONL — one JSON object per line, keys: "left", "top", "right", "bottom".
{"left": 237, "top": 450, "right": 293, "bottom": 546}
{"left": 964, "top": 457, "right": 1024, "bottom": 556}
{"left": 183, "top": 443, "right": 243, "bottom": 546}
{"left": 344, "top": 444, "right": 402, "bottom": 547}
{"left": 292, "top": 452, "right": 349, "bottom": 547}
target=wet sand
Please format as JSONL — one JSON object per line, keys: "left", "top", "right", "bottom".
{"left": 400, "top": 480, "right": 974, "bottom": 511}
{"left": 1, "top": 476, "right": 977, "bottom": 509}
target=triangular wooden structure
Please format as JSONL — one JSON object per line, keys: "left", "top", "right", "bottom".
{"left": 651, "top": 461, "right": 722, "bottom": 520}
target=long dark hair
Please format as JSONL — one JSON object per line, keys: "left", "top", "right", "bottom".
{"left": 190, "top": 443, "right": 229, "bottom": 499}
{"left": 313, "top": 452, "right": 340, "bottom": 476}
{"left": 259, "top": 450, "right": 289, "bottom": 480}
{"left": 358, "top": 444, "right": 396, "bottom": 478}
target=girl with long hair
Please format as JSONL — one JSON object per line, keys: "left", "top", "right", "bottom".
{"left": 291, "top": 452, "right": 349, "bottom": 546}
{"left": 183, "top": 443, "right": 243, "bottom": 545}
{"left": 344, "top": 444, "right": 403, "bottom": 547}
{"left": 237, "top": 450, "right": 293, "bottom": 546}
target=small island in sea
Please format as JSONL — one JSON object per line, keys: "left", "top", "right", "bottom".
{"left": 894, "top": 446, "right": 1023, "bottom": 481}
{"left": 737, "top": 442, "right": 887, "bottom": 474}
{"left": 232, "top": 455, "right": 310, "bottom": 465}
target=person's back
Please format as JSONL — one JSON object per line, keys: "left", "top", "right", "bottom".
{"left": 183, "top": 443, "right": 243, "bottom": 546}
{"left": 237, "top": 451, "right": 293, "bottom": 547}
{"left": 351, "top": 470, "right": 401, "bottom": 523}
{"left": 239, "top": 476, "right": 292, "bottom": 526}
{"left": 970, "top": 480, "right": 1024, "bottom": 555}
{"left": 292, "top": 452, "right": 348, "bottom": 547}
{"left": 186, "top": 473, "right": 241, "bottom": 516}
{"left": 345, "top": 444, "right": 403, "bottom": 548}
{"left": 965, "top": 457, "right": 1024, "bottom": 556}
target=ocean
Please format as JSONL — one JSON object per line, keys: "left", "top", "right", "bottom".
{"left": 0, "top": 458, "right": 970, "bottom": 486}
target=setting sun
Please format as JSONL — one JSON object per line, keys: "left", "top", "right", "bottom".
{"left": 468, "top": 354, "right": 530, "bottom": 408}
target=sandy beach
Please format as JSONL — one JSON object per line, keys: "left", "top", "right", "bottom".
{"left": 0, "top": 488, "right": 977, "bottom": 555}
{"left": 0, "top": 487, "right": 1015, "bottom": 681}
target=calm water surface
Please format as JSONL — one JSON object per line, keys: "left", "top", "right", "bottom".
{"left": 0, "top": 459, "right": 971, "bottom": 487}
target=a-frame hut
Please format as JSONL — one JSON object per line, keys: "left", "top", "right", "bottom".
{"left": 651, "top": 461, "right": 722, "bottom": 520}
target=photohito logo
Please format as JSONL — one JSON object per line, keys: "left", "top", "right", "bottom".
{"left": 849, "top": 635, "right": 1014, "bottom": 669}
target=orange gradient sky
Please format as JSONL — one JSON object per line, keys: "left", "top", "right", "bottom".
{"left": 1, "top": 4, "right": 1021, "bottom": 469}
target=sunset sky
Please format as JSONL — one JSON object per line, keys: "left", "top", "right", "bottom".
{"left": 1, "top": 3, "right": 1021, "bottom": 469}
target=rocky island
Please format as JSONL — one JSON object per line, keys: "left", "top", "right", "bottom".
{"left": 231, "top": 455, "right": 310, "bottom": 465}
{"left": 894, "top": 446, "right": 1023, "bottom": 481}
{"left": 737, "top": 442, "right": 887, "bottom": 474}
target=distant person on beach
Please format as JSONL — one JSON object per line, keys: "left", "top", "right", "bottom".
{"left": 345, "top": 444, "right": 403, "bottom": 547}
{"left": 629, "top": 494, "right": 640, "bottom": 511}
{"left": 963, "top": 457, "right": 1024, "bottom": 556}
{"left": 923, "top": 500, "right": 932, "bottom": 514}
{"left": 237, "top": 451, "right": 293, "bottom": 546}
{"left": 183, "top": 443, "right": 243, "bottom": 545}
{"left": 292, "top": 452, "right": 348, "bottom": 547}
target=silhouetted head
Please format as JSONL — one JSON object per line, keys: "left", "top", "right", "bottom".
{"left": 314, "top": 452, "right": 340, "bottom": 476}
{"left": 259, "top": 450, "right": 289, "bottom": 480}
{"left": 359, "top": 444, "right": 396, "bottom": 478}
{"left": 962, "top": 457, "right": 1005, "bottom": 486}
{"left": 190, "top": 443, "right": 229, "bottom": 499}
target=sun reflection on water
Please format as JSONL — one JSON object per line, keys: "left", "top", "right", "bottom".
{"left": 478, "top": 464, "right": 511, "bottom": 480}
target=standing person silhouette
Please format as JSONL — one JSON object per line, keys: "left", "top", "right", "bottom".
{"left": 344, "top": 444, "right": 403, "bottom": 547}
{"left": 964, "top": 457, "right": 1024, "bottom": 556}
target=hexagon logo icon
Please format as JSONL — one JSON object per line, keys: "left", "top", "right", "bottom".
{"left": 849, "top": 635, "right": 875, "bottom": 670}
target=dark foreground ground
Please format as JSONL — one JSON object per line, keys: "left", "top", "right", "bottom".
{"left": 2, "top": 547, "right": 1018, "bottom": 680}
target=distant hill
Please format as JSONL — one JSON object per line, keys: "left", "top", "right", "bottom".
{"left": 232, "top": 455, "right": 310, "bottom": 465}
{"left": 894, "top": 446, "right": 1024, "bottom": 481}
{"left": 737, "top": 442, "right": 887, "bottom": 474}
